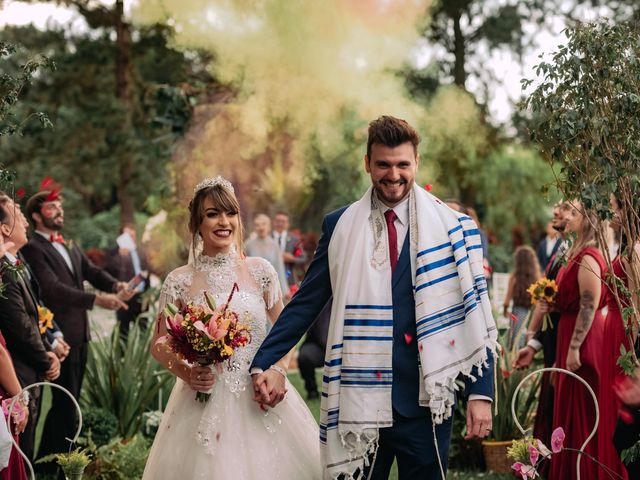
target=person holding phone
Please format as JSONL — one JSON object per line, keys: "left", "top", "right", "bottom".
{"left": 105, "top": 223, "right": 151, "bottom": 339}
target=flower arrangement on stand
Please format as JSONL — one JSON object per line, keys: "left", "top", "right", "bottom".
{"left": 37, "top": 448, "right": 92, "bottom": 480}
{"left": 509, "top": 366, "right": 626, "bottom": 480}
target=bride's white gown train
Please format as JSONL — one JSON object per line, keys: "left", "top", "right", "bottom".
{"left": 143, "top": 252, "right": 321, "bottom": 479}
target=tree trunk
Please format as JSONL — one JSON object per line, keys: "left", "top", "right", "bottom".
{"left": 452, "top": 10, "right": 466, "bottom": 88}
{"left": 115, "top": 0, "right": 135, "bottom": 227}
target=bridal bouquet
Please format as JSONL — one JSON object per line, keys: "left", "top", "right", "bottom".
{"left": 162, "top": 283, "right": 251, "bottom": 402}
{"left": 526, "top": 277, "right": 558, "bottom": 331}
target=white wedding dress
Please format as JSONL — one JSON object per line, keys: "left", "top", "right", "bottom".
{"left": 143, "top": 251, "right": 321, "bottom": 479}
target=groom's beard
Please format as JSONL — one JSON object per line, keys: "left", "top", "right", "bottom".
{"left": 42, "top": 214, "right": 64, "bottom": 231}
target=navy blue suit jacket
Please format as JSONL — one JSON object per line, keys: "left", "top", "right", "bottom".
{"left": 252, "top": 206, "right": 494, "bottom": 416}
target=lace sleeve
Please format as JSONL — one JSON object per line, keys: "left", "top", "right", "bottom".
{"left": 250, "top": 257, "right": 283, "bottom": 310}
{"left": 158, "top": 273, "right": 179, "bottom": 313}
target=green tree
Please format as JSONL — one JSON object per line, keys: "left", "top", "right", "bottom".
{"left": 0, "top": 25, "right": 206, "bottom": 243}
{"left": 524, "top": 18, "right": 640, "bottom": 387}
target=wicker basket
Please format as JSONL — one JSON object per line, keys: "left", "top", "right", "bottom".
{"left": 482, "top": 440, "right": 514, "bottom": 473}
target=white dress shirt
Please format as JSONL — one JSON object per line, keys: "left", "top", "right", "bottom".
{"left": 36, "top": 230, "right": 74, "bottom": 273}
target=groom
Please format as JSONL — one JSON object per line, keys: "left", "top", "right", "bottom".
{"left": 251, "top": 115, "right": 496, "bottom": 480}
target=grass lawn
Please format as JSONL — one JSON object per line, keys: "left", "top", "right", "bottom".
{"left": 34, "top": 370, "right": 511, "bottom": 480}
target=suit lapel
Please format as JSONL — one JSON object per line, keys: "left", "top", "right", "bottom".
{"left": 392, "top": 233, "right": 411, "bottom": 289}
{"left": 33, "top": 233, "right": 77, "bottom": 279}
{"left": 67, "top": 243, "right": 82, "bottom": 283}
{"left": 1, "top": 257, "right": 39, "bottom": 315}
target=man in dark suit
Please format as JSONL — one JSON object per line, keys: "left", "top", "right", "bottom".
{"left": 514, "top": 201, "right": 570, "bottom": 449}
{"left": 21, "top": 190, "right": 132, "bottom": 470}
{"left": 536, "top": 211, "right": 562, "bottom": 271}
{"left": 272, "top": 212, "right": 307, "bottom": 286}
{"left": 251, "top": 116, "right": 494, "bottom": 479}
{"left": 104, "top": 223, "right": 151, "bottom": 339}
{"left": 0, "top": 193, "right": 61, "bottom": 461}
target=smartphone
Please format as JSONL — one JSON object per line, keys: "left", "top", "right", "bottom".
{"left": 126, "top": 273, "right": 146, "bottom": 292}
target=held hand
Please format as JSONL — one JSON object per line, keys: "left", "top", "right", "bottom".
{"left": 282, "top": 252, "right": 296, "bottom": 263}
{"left": 252, "top": 369, "right": 287, "bottom": 407}
{"left": 566, "top": 348, "right": 582, "bottom": 372}
{"left": 60, "top": 338, "right": 71, "bottom": 357}
{"left": 538, "top": 299, "right": 550, "bottom": 314}
{"left": 513, "top": 346, "right": 535, "bottom": 370}
{"left": 464, "top": 399, "right": 492, "bottom": 440}
{"left": 95, "top": 293, "right": 128, "bottom": 311}
{"left": 45, "top": 351, "right": 61, "bottom": 381}
{"left": 53, "top": 341, "right": 68, "bottom": 361}
{"left": 115, "top": 281, "right": 136, "bottom": 301}
{"left": 13, "top": 399, "right": 29, "bottom": 435}
{"left": 188, "top": 365, "right": 216, "bottom": 392}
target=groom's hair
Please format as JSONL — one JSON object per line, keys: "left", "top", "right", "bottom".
{"left": 25, "top": 191, "right": 51, "bottom": 227}
{"left": 366, "top": 115, "right": 420, "bottom": 159}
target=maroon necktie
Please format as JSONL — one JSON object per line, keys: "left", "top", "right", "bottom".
{"left": 384, "top": 209, "right": 398, "bottom": 272}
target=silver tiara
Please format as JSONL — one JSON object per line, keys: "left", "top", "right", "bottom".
{"left": 193, "top": 176, "right": 234, "bottom": 194}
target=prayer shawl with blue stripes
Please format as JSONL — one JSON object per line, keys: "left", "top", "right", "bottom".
{"left": 320, "top": 184, "right": 498, "bottom": 480}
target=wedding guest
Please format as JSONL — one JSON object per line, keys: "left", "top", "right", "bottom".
{"left": 21, "top": 190, "right": 132, "bottom": 474}
{"left": 502, "top": 246, "right": 541, "bottom": 350}
{"left": 297, "top": 301, "right": 331, "bottom": 400}
{"left": 272, "top": 211, "right": 307, "bottom": 286}
{"left": 245, "top": 214, "right": 288, "bottom": 294}
{"left": 513, "top": 202, "right": 570, "bottom": 448}
{"left": 0, "top": 193, "right": 60, "bottom": 461}
{"left": 0, "top": 332, "right": 28, "bottom": 480}
{"left": 599, "top": 192, "right": 639, "bottom": 479}
{"left": 540, "top": 201, "right": 608, "bottom": 479}
{"left": 105, "top": 223, "right": 151, "bottom": 339}
{"left": 614, "top": 359, "right": 640, "bottom": 478}
{"left": 537, "top": 215, "right": 562, "bottom": 271}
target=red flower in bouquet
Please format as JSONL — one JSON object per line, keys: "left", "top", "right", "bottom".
{"left": 161, "top": 283, "right": 251, "bottom": 402}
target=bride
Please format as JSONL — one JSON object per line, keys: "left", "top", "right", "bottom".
{"left": 143, "top": 177, "right": 321, "bottom": 479}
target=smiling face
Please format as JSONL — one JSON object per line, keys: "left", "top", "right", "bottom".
{"left": 198, "top": 196, "right": 239, "bottom": 256}
{"left": 365, "top": 142, "right": 418, "bottom": 207}
{"left": 38, "top": 199, "right": 65, "bottom": 231}
{"left": 564, "top": 201, "right": 585, "bottom": 235}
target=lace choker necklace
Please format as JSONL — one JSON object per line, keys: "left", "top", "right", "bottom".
{"left": 196, "top": 250, "right": 239, "bottom": 269}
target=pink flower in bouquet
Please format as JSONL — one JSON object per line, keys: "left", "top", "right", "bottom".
{"left": 551, "top": 427, "right": 565, "bottom": 453}
{"left": 166, "top": 313, "right": 184, "bottom": 332}
{"left": 529, "top": 445, "right": 539, "bottom": 465}
{"left": 512, "top": 462, "right": 538, "bottom": 479}
{"left": 537, "top": 439, "right": 552, "bottom": 459}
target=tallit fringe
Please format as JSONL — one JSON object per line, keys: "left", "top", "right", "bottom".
{"left": 424, "top": 338, "right": 497, "bottom": 424}
{"left": 328, "top": 429, "right": 379, "bottom": 480}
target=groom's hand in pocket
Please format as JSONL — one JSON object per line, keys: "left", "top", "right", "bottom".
{"left": 253, "top": 370, "right": 287, "bottom": 407}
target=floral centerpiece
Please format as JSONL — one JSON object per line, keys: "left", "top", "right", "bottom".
{"left": 161, "top": 283, "right": 251, "bottom": 402}
{"left": 508, "top": 427, "right": 565, "bottom": 479}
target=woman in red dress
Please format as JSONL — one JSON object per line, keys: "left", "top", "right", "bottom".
{"left": 600, "top": 193, "right": 639, "bottom": 479}
{"left": 0, "top": 331, "right": 28, "bottom": 480}
{"left": 543, "top": 202, "right": 608, "bottom": 480}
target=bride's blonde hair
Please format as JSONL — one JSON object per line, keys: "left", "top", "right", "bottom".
{"left": 188, "top": 184, "right": 245, "bottom": 256}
